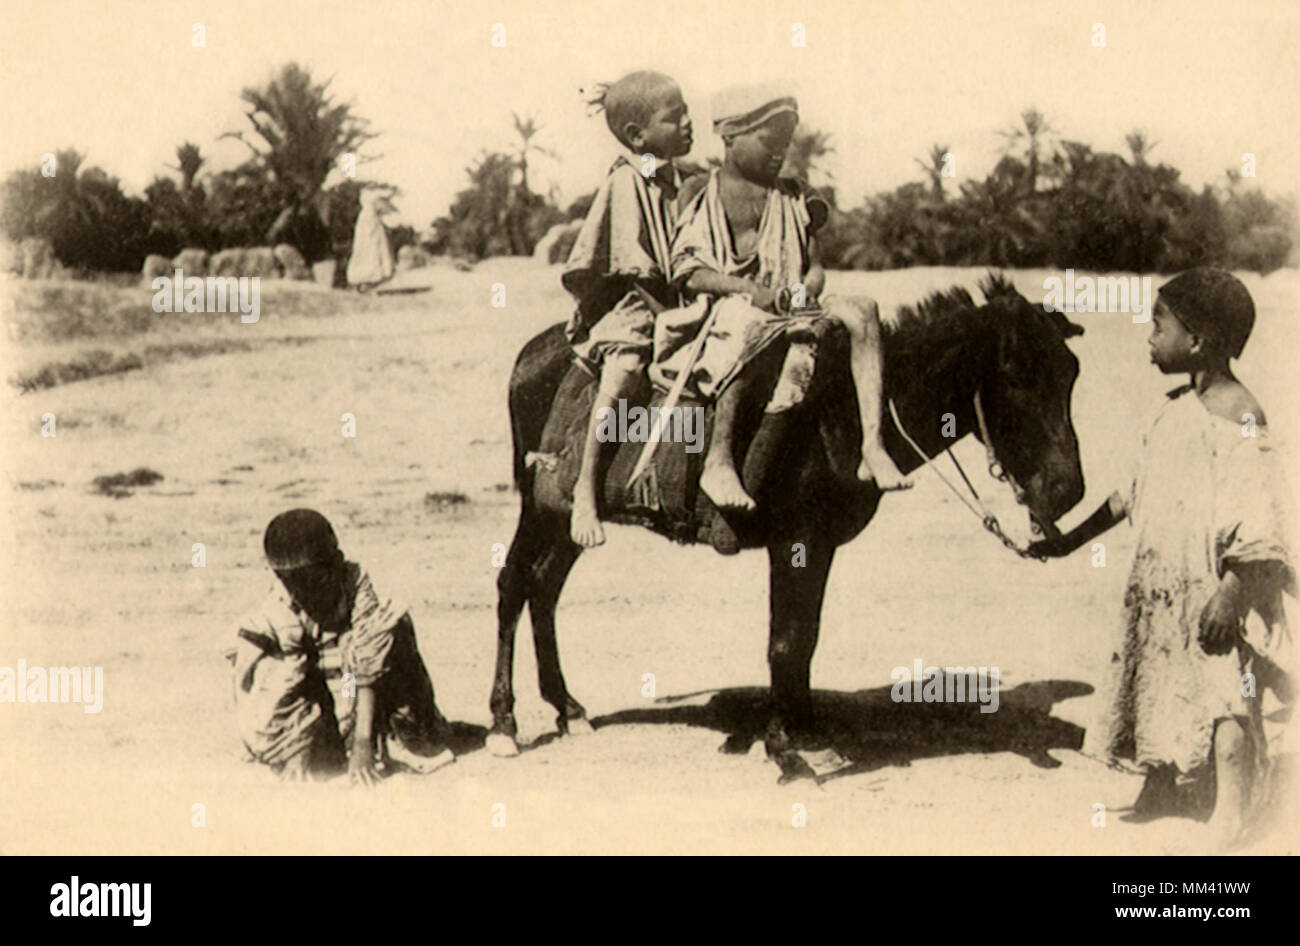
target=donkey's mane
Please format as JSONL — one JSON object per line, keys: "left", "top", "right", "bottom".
{"left": 881, "top": 273, "right": 1021, "bottom": 393}
{"left": 892, "top": 285, "right": 978, "bottom": 331}
{"left": 888, "top": 272, "right": 1020, "bottom": 338}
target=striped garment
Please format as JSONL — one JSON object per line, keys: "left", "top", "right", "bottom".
{"left": 231, "top": 562, "right": 447, "bottom": 775}
{"left": 650, "top": 168, "right": 829, "bottom": 399}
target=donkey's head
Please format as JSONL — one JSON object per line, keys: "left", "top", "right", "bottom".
{"left": 976, "top": 275, "right": 1085, "bottom": 535}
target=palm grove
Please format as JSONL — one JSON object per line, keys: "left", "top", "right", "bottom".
{"left": 3, "top": 66, "right": 1294, "bottom": 278}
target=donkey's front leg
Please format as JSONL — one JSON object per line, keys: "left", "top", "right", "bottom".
{"left": 764, "top": 536, "right": 835, "bottom": 782}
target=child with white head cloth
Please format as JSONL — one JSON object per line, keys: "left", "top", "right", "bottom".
{"left": 653, "top": 82, "right": 909, "bottom": 515}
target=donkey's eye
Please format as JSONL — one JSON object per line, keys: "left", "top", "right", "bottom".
{"left": 1004, "top": 355, "right": 1042, "bottom": 389}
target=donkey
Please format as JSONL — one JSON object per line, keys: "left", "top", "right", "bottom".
{"left": 488, "top": 275, "right": 1086, "bottom": 780}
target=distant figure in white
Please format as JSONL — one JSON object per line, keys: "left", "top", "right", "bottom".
{"left": 347, "top": 188, "right": 396, "bottom": 291}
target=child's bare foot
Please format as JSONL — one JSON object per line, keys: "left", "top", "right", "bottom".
{"left": 858, "top": 451, "right": 911, "bottom": 491}
{"left": 570, "top": 491, "right": 606, "bottom": 547}
{"left": 1208, "top": 719, "right": 1250, "bottom": 847}
{"left": 1208, "top": 804, "right": 1247, "bottom": 849}
{"left": 700, "top": 464, "right": 756, "bottom": 511}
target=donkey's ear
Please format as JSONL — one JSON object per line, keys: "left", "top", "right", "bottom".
{"left": 996, "top": 304, "right": 1046, "bottom": 379}
{"left": 1043, "top": 308, "right": 1084, "bottom": 338}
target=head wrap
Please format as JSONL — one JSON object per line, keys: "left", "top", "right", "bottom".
{"left": 1157, "top": 268, "right": 1255, "bottom": 358}
{"left": 712, "top": 83, "right": 798, "bottom": 137}
{"left": 263, "top": 508, "right": 340, "bottom": 570}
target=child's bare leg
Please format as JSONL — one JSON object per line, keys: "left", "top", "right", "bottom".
{"left": 1209, "top": 717, "right": 1250, "bottom": 846}
{"left": 571, "top": 358, "right": 637, "bottom": 547}
{"left": 700, "top": 376, "right": 756, "bottom": 511}
{"left": 828, "top": 297, "right": 909, "bottom": 490}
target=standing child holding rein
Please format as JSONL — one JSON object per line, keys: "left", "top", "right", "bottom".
{"left": 1030, "top": 269, "right": 1294, "bottom": 844}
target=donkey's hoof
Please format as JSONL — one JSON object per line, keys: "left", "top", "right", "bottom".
{"left": 719, "top": 732, "right": 756, "bottom": 755}
{"left": 773, "top": 750, "right": 818, "bottom": 785}
{"left": 486, "top": 732, "right": 521, "bottom": 757}
{"left": 561, "top": 716, "right": 596, "bottom": 737}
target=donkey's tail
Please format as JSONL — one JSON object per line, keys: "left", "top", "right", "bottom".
{"left": 507, "top": 322, "right": 573, "bottom": 497}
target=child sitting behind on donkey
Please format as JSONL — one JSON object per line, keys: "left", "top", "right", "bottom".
{"left": 1030, "top": 269, "right": 1294, "bottom": 845}
{"left": 562, "top": 70, "right": 695, "bottom": 548}
{"left": 230, "top": 509, "right": 455, "bottom": 786}
{"left": 652, "top": 83, "right": 909, "bottom": 513}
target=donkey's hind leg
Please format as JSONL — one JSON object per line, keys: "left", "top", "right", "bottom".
{"left": 488, "top": 510, "right": 555, "bottom": 757}
{"left": 527, "top": 535, "right": 590, "bottom": 736}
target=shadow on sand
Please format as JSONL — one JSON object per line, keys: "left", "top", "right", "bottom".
{"left": 590, "top": 679, "right": 1092, "bottom": 782}
{"left": 441, "top": 720, "right": 492, "bottom": 756}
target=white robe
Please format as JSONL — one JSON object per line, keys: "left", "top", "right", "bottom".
{"left": 346, "top": 193, "right": 394, "bottom": 286}
{"left": 1086, "top": 388, "right": 1294, "bottom": 777}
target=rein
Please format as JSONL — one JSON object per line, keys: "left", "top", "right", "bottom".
{"left": 887, "top": 392, "right": 1047, "bottom": 562}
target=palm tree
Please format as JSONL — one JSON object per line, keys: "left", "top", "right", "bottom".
{"left": 430, "top": 151, "right": 518, "bottom": 259}
{"left": 223, "top": 62, "right": 378, "bottom": 258}
{"left": 1, "top": 148, "right": 148, "bottom": 270}
{"left": 511, "top": 113, "right": 555, "bottom": 196}
{"left": 1124, "top": 130, "right": 1156, "bottom": 166}
{"left": 505, "top": 113, "right": 559, "bottom": 254}
{"left": 167, "top": 142, "right": 206, "bottom": 194}
{"left": 998, "top": 108, "right": 1054, "bottom": 194}
{"left": 34, "top": 151, "right": 132, "bottom": 250}
{"left": 957, "top": 156, "right": 1046, "bottom": 266}
{"left": 914, "top": 143, "right": 951, "bottom": 200}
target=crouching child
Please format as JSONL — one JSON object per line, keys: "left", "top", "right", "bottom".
{"left": 229, "top": 508, "right": 454, "bottom": 786}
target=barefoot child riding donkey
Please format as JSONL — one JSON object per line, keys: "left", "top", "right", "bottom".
{"left": 563, "top": 70, "right": 696, "bottom": 548}
{"left": 652, "top": 83, "right": 909, "bottom": 513}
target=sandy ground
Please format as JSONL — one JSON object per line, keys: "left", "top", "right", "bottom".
{"left": 1, "top": 261, "right": 1296, "bottom": 855}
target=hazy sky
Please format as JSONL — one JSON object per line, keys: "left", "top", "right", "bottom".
{"left": 4, "top": 0, "right": 1297, "bottom": 230}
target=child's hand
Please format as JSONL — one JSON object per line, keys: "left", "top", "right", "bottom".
{"left": 1198, "top": 585, "right": 1244, "bottom": 656}
{"left": 279, "top": 755, "right": 312, "bottom": 783}
{"left": 803, "top": 266, "right": 826, "bottom": 302}
{"left": 348, "top": 746, "right": 382, "bottom": 788}
{"left": 749, "top": 285, "right": 778, "bottom": 312}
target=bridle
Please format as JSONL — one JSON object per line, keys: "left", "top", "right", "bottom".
{"left": 887, "top": 390, "right": 1049, "bottom": 562}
